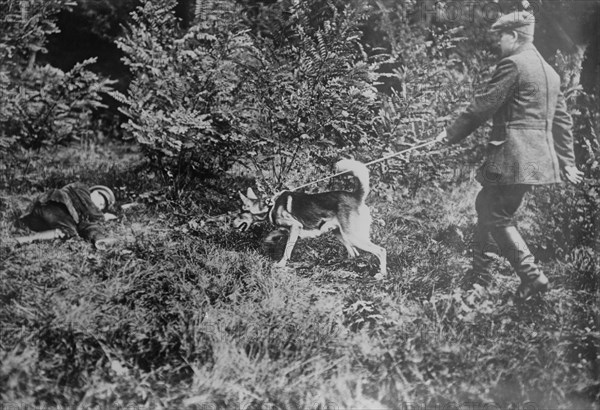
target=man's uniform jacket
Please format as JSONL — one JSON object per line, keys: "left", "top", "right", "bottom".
{"left": 446, "top": 43, "right": 576, "bottom": 185}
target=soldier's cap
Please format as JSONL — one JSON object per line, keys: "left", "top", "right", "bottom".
{"left": 490, "top": 11, "right": 535, "bottom": 38}
{"left": 90, "top": 185, "right": 116, "bottom": 211}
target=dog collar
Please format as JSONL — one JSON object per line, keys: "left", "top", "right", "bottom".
{"left": 251, "top": 211, "right": 270, "bottom": 221}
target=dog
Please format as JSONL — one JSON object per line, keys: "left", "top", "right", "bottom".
{"left": 233, "top": 160, "right": 387, "bottom": 278}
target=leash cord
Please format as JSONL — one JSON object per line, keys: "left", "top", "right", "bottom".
{"left": 290, "top": 138, "right": 438, "bottom": 192}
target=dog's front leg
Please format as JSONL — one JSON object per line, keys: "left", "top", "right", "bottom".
{"left": 334, "top": 230, "right": 358, "bottom": 258}
{"left": 275, "top": 224, "right": 300, "bottom": 267}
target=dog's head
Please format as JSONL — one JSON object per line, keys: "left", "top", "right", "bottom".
{"left": 232, "top": 187, "right": 271, "bottom": 232}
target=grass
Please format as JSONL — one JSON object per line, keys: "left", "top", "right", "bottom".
{"left": 0, "top": 141, "right": 599, "bottom": 409}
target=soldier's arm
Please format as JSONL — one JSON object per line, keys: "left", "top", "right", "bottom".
{"left": 446, "top": 58, "right": 518, "bottom": 144}
{"left": 551, "top": 90, "right": 576, "bottom": 169}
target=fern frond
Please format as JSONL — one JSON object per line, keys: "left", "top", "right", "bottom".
{"left": 316, "top": 31, "right": 327, "bottom": 60}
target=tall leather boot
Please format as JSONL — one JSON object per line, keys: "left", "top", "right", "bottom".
{"left": 462, "top": 224, "right": 498, "bottom": 288}
{"left": 491, "top": 226, "right": 549, "bottom": 300}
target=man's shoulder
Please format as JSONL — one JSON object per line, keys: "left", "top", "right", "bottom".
{"left": 509, "top": 47, "right": 559, "bottom": 79}
{"left": 505, "top": 45, "right": 548, "bottom": 68}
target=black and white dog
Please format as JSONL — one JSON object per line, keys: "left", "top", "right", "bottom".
{"left": 233, "top": 160, "right": 386, "bottom": 278}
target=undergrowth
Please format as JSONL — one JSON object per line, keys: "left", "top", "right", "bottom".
{"left": 1, "top": 142, "right": 598, "bottom": 409}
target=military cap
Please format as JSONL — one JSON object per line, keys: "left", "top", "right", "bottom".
{"left": 490, "top": 11, "right": 535, "bottom": 39}
{"left": 90, "top": 185, "right": 116, "bottom": 211}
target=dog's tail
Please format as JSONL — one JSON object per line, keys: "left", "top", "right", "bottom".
{"left": 336, "top": 159, "right": 369, "bottom": 202}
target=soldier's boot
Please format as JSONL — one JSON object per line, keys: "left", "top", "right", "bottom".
{"left": 491, "top": 226, "right": 549, "bottom": 301}
{"left": 462, "top": 225, "right": 497, "bottom": 288}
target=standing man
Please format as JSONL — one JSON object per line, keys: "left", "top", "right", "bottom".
{"left": 436, "top": 11, "right": 583, "bottom": 300}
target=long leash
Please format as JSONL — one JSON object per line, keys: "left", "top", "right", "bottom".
{"left": 289, "top": 138, "right": 439, "bottom": 192}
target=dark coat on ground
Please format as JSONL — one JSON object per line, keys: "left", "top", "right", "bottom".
{"left": 19, "top": 182, "right": 105, "bottom": 243}
{"left": 446, "top": 42, "right": 576, "bottom": 185}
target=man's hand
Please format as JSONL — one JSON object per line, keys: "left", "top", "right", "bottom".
{"left": 563, "top": 165, "right": 584, "bottom": 184}
{"left": 104, "top": 213, "right": 118, "bottom": 221}
{"left": 435, "top": 129, "right": 448, "bottom": 144}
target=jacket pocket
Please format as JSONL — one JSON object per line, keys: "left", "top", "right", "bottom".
{"left": 481, "top": 138, "right": 507, "bottom": 184}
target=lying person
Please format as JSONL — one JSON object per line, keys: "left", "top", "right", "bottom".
{"left": 13, "top": 183, "right": 117, "bottom": 248}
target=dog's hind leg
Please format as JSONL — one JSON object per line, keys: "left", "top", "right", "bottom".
{"left": 341, "top": 207, "right": 387, "bottom": 278}
{"left": 275, "top": 224, "right": 300, "bottom": 267}
{"left": 346, "top": 234, "right": 387, "bottom": 279}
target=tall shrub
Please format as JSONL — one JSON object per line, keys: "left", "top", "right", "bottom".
{"left": 0, "top": 0, "right": 115, "bottom": 155}
{"left": 236, "top": 0, "right": 383, "bottom": 189}
{"left": 114, "top": 0, "right": 503, "bottom": 194}
{"left": 114, "top": 0, "right": 386, "bottom": 190}
{"left": 113, "top": 0, "right": 256, "bottom": 182}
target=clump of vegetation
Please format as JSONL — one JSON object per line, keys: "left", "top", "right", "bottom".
{"left": 112, "top": 0, "right": 254, "bottom": 182}
{"left": 0, "top": 0, "right": 114, "bottom": 156}
{"left": 113, "top": 0, "right": 388, "bottom": 190}
{"left": 112, "top": 0, "right": 493, "bottom": 193}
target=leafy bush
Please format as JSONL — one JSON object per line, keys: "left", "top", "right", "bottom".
{"left": 234, "top": 0, "right": 383, "bottom": 189}
{"left": 0, "top": 0, "right": 115, "bottom": 155}
{"left": 113, "top": 0, "right": 255, "bottom": 183}
{"left": 115, "top": 0, "right": 384, "bottom": 190}
{"left": 238, "top": 0, "right": 497, "bottom": 192}
{"left": 114, "top": 0, "right": 500, "bottom": 195}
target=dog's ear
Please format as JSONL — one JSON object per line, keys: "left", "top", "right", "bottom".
{"left": 246, "top": 187, "right": 258, "bottom": 200}
{"left": 239, "top": 190, "right": 254, "bottom": 209}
